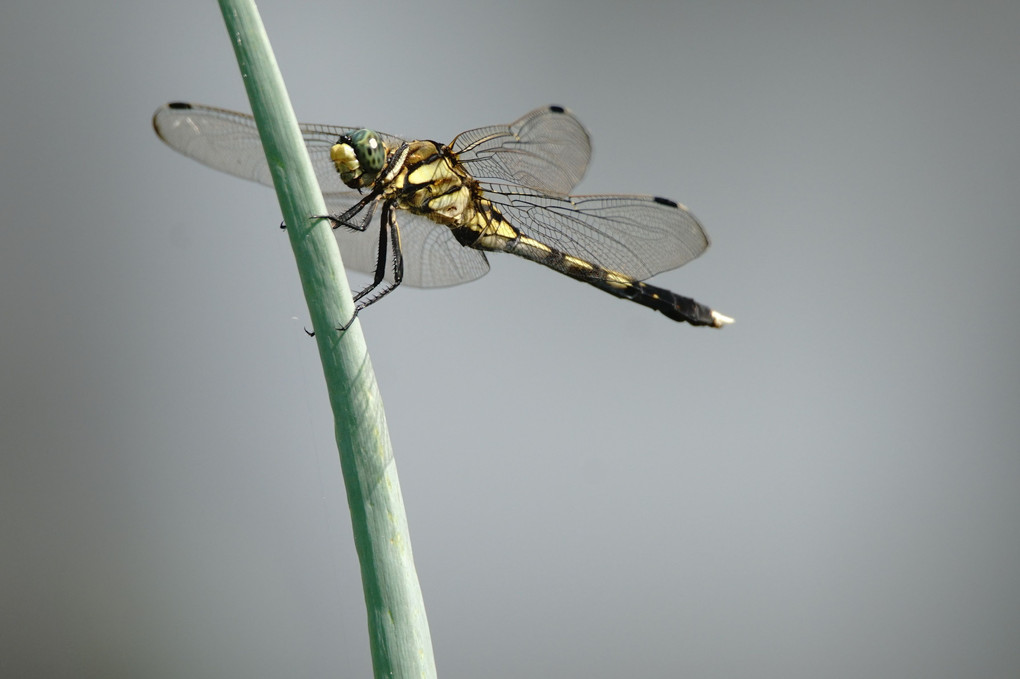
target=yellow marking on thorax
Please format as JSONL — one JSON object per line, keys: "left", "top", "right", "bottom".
{"left": 428, "top": 186, "right": 472, "bottom": 215}
{"left": 406, "top": 158, "right": 455, "bottom": 186}
{"left": 390, "top": 144, "right": 479, "bottom": 225}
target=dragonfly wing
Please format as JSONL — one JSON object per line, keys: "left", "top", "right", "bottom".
{"left": 152, "top": 102, "right": 406, "bottom": 194}
{"left": 154, "top": 103, "right": 488, "bottom": 287}
{"left": 450, "top": 106, "right": 591, "bottom": 197}
{"left": 482, "top": 186, "right": 710, "bottom": 280}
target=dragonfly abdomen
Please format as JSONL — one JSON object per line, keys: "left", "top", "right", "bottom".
{"left": 595, "top": 278, "right": 728, "bottom": 327}
{"left": 524, "top": 242, "right": 725, "bottom": 326}
{"left": 466, "top": 206, "right": 729, "bottom": 327}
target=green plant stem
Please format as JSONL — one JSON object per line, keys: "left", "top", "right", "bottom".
{"left": 215, "top": 2, "right": 436, "bottom": 677}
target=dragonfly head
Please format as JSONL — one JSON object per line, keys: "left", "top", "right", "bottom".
{"left": 331, "top": 128, "right": 386, "bottom": 189}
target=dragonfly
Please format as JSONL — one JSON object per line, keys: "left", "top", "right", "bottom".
{"left": 152, "top": 102, "right": 732, "bottom": 328}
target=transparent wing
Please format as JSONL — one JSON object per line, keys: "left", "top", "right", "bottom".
{"left": 450, "top": 106, "right": 591, "bottom": 197}
{"left": 152, "top": 102, "right": 405, "bottom": 198}
{"left": 483, "top": 185, "right": 710, "bottom": 280}
{"left": 152, "top": 102, "right": 488, "bottom": 287}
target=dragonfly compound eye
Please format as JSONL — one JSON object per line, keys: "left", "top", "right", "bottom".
{"left": 349, "top": 129, "right": 385, "bottom": 175}
{"left": 331, "top": 128, "right": 386, "bottom": 188}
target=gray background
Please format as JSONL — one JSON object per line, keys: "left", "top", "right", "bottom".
{"left": 2, "top": 1, "right": 1018, "bottom": 677}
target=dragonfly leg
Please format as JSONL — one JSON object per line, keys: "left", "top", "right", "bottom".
{"left": 306, "top": 187, "right": 381, "bottom": 231}
{"left": 351, "top": 204, "right": 391, "bottom": 304}
{"left": 332, "top": 197, "right": 378, "bottom": 232}
{"left": 337, "top": 202, "right": 405, "bottom": 332}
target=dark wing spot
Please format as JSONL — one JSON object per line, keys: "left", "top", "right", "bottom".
{"left": 167, "top": 102, "right": 193, "bottom": 110}
{"left": 549, "top": 105, "right": 566, "bottom": 114}
{"left": 653, "top": 196, "right": 679, "bottom": 208}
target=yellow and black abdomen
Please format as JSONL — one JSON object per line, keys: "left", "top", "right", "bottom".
{"left": 461, "top": 199, "right": 725, "bottom": 327}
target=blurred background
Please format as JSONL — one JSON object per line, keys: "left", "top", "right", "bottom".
{"left": 2, "top": 1, "right": 1018, "bottom": 677}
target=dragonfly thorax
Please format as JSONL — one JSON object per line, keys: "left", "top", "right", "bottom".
{"left": 390, "top": 141, "right": 479, "bottom": 226}
{"left": 330, "top": 128, "right": 387, "bottom": 189}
